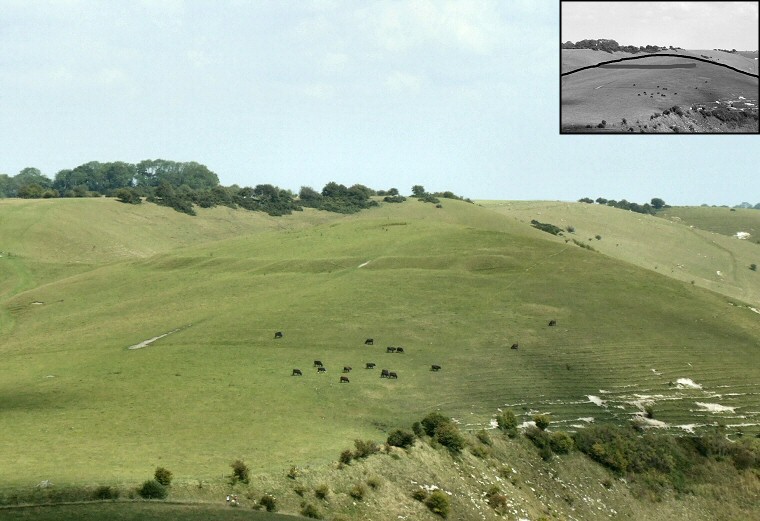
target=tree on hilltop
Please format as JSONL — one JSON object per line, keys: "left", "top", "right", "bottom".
{"left": 650, "top": 197, "right": 666, "bottom": 210}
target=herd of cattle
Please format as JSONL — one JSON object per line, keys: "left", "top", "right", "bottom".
{"left": 278, "top": 334, "right": 440, "bottom": 383}
{"left": 278, "top": 320, "right": 557, "bottom": 383}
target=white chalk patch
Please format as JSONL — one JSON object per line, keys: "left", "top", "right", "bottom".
{"left": 489, "top": 419, "right": 499, "bottom": 429}
{"left": 44, "top": 375, "right": 55, "bottom": 378}
{"left": 735, "top": 232, "right": 751, "bottom": 239}
{"left": 750, "top": 307, "right": 760, "bottom": 315}
{"left": 716, "top": 270, "right": 722, "bottom": 276}
{"left": 599, "top": 389, "right": 610, "bottom": 394}
{"left": 651, "top": 368, "right": 661, "bottom": 375}
{"left": 31, "top": 301, "right": 44, "bottom": 305}
{"left": 677, "top": 424, "right": 700, "bottom": 433}
{"left": 738, "top": 96, "right": 746, "bottom": 100}
{"left": 676, "top": 378, "right": 702, "bottom": 389}
{"left": 358, "top": 261, "right": 370, "bottom": 268}
{"left": 588, "top": 395, "right": 606, "bottom": 407}
{"left": 696, "top": 402, "right": 736, "bottom": 413}
{"left": 634, "top": 415, "right": 668, "bottom": 428}
{"left": 747, "top": 103, "right": 755, "bottom": 106}
{"left": 578, "top": 417, "right": 595, "bottom": 423}
{"left": 518, "top": 421, "right": 537, "bottom": 429}
{"left": 595, "top": 85, "right": 604, "bottom": 89}
{"left": 128, "top": 327, "right": 183, "bottom": 350}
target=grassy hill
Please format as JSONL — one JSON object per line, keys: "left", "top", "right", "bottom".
{"left": 1, "top": 197, "right": 759, "bottom": 519}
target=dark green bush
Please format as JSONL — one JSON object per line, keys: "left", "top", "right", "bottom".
{"left": 550, "top": 431, "right": 574, "bottom": 454}
{"left": 366, "top": 477, "right": 381, "bottom": 490}
{"left": 387, "top": 429, "right": 416, "bottom": 449}
{"left": 534, "top": 414, "right": 551, "bottom": 431}
{"left": 424, "top": 490, "right": 451, "bottom": 518}
{"left": 153, "top": 467, "right": 172, "bottom": 487}
{"left": 259, "top": 494, "right": 277, "bottom": 512}
{"left": 300, "top": 502, "right": 323, "bottom": 519}
{"left": 530, "top": 220, "right": 563, "bottom": 235}
{"left": 383, "top": 195, "right": 406, "bottom": 203}
{"left": 138, "top": 479, "right": 167, "bottom": 499}
{"left": 93, "top": 485, "right": 120, "bottom": 500}
{"left": 339, "top": 449, "right": 353, "bottom": 465}
{"left": 421, "top": 412, "right": 451, "bottom": 437}
{"left": 496, "top": 411, "right": 519, "bottom": 438}
{"left": 230, "top": 459, "right": 250, "bottom": 484}
{"left": 476, "top": 430, "right": 492, "bottom": 446}
{"left": 353, "top": 439, "right": 379, "bottom": 459}
{"left": 412, "top": 421, "right": 424, "bottom": 437}
{"left": 411, "top": 488, "right": 428, "bottom": 501}
{"left": 435, "top": 423, "right": 465, "bottom": 453}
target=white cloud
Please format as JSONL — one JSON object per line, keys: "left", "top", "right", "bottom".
{"left": 368, "top": 0, "right": 504, "bottom": 54}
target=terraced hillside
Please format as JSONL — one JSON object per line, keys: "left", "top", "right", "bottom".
{"left": 1, "top": 197, "right": 759, "bottom": 495}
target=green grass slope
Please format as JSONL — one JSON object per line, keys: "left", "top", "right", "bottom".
{"left": 1, "top": 198, "right": 759, "bottom": 494}
{"left": 480, "top": 200, "right": 760, "bottom": 307}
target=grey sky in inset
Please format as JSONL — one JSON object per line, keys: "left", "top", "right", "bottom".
{"left": 562, "top": 1, "right": 759, "bottom": 50}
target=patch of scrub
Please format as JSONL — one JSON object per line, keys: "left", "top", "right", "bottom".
{"left": 696, "top": 402, "right": 736, "bottom": 413}
{"left": 128, "top": 325, "right": 188, "bottom": 350}
{"left": 675, "top": 378, "right": 702, "bottom": 389}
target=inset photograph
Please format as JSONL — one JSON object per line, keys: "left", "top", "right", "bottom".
{"left": 561, "top": 1, "right": 759, "bottom": 133}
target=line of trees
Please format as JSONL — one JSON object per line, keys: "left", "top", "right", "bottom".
{"left": 1, "top": 161, "right": 467, "bottom": 217}
{"left": 578, "top": 196, "right": 667, "bottom": 214}
{"left": 562, "top": 39, "right": 667, "bottom": 54}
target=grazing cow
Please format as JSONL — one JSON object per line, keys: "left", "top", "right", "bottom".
{"left": 343, "top": 366, "right": 352, "bottom": 373}
{"left": 396, "top": 347, "right": 405, "bottom": 353}
{"left": 365, "top": 338, "right": 374, "bottom": 345}
{"left": 548, "top": 319, "right": 557, "bottom": 326}
{"left": 380, "top": 369, "right": 390, "bottom": 378}
{"left": 317, "top": 366, "right": 327, "bottom": 373}
{"left": 314, "top": 360, "right": 323, "bottom": 367}
{"left": 431, "top": 364, "right": 441, "bottom": 371}
{"left": 274, "top": 331, "right": 283, "bottom": 339}
{"left": 292, "top": 368, "right": 302, "bottom": 376}
{"left": 366, "top": 362, "right": 376, "bottom": 369}
{"left": 388, "top": 371, "right": 398, "bottom": 379}
{"left": 511, "top": 343, "right": 519, "bottom": 350}
{"left": 340, "top": 376, "right": 350, "bottom": 383}
{"left": 386, "top": 347, "right": 397, "bottom": 353}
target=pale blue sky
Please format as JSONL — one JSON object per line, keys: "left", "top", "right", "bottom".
{"left": 1, "top": 0, "right": 758, "bottom": 205}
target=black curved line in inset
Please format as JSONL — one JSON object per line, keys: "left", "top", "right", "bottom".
{"left": 561, "top": 53, "right": 759, "bottom": 79}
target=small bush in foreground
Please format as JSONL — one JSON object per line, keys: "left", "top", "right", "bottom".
{"left": 366, "top": 477, "right": 381, "bottom": 490}
{"left": 154, "top": 467, "right": 172, "bottom": 487}
{"left": 314, "top": 484, "right": 330, "bottom": 500}
{"left": 476, "top": 429, "right": 492, "bottom": 446}
{"left": 349, "top": 483, "right": 366, "bottom": 500}
{"left": 259, "top": 494, "right": 277, "bottom": 512}
{"left": 750, "top": 263, "right": 757, "bottom": 271}
{"left": 424, "top": 490, "right": 451, "bottom": 518}
{"left": 93, "top": 485, "right": 120, "bottom": 500}
{"left": 387, "top": 429, "right": 416, "bottom": 449}
{"left": 435, "top": 423, "right": 465, "bottom": 453}
{"left": 550, "top": 431, "right": 574, "bottom": 454}
{"left": 496, "top": 410, "right": 519, "bottom": 438}
{"left": 534, "top": 414, "right": 551, "bottom": 431}
{"left": 339, "top": 449, "right": 353, "bottom": 465}
{"left": 421, "top": 412, "right": 451, "bottom": 436}
{"left": 230, "top": 459, "right": 250, "bottom": 484}
{"left": 411, "top": 488, "right": 428, "bottom": 501}
{"left": 353, "top": 439, "right": 379, "bottom": 459}
{"left": 138, "top": 480, "right": 167, "bottom": 499}
{"left": 300, "top": 502, "right": 323, "bottom": 519}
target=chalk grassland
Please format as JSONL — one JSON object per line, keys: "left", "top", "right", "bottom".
{"left": 480, "top": 201, "right": 760, "bottom": 306}
{"left": 659, "top": 205, "right": 760, "bottom": 238}
{"left": 561, "top": 56, "right": 759, "bottom": 130}
{"left": 1, "top": 198, "right": 759, "bottom": 493}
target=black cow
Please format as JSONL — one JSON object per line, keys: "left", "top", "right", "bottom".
{"left": 388, "top": 371, "right": 398, "bottom": 379}
{"left": 366, "top": 362, "right": 376, "bottom": 369}
{"left": 548, "top": 320, "right": 557, "bottom": 326}
{"left": 396, "top": 347, "right": 404, "bottom": 353}
{"left": 431, "top": 364, "right": 441, "bottom": 371}
{"left": 274, "top": 331, "right": 283, "bottom": 339}
{"left": 365, "top": 338, "right": 374, "bottom": 345}
{"left": 343, "top": 366, "right": 352, "bottom": 373}
{"left": 292, "top": 368, "right": 302, "bottom": 376}
{"left": 386, "top": 347, "right": 397, "bottom": 353}
{"left": 340, "top": 376, "right": 350, "bottom": 383}
{"left": 380, "top": 369, "right": 390, "bottom": 378}
{"left": 317, "top": 366, "right": 327, "bottom": 373}
{"left": 314, "top": 360, "right": 323, "bottom": 367}
{"left": 511, "top": 343, "right": 519, "bottom": 350}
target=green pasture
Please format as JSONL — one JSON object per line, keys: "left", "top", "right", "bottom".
{"left": 659, "top": 205, "right": 760, "bottom": 238}
{"left": 1, "top": 198, "right": 759, "bottom": 492}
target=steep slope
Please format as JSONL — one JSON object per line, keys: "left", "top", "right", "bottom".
{"left": 1, "top": 198, "right": 758, "bottom": 492}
